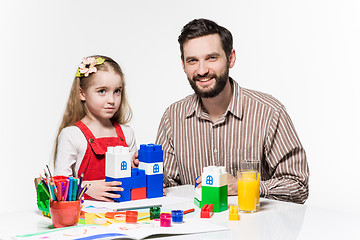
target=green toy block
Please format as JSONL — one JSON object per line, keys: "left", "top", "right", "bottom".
{"left": 194, "top": 197, "right": 201, "bottom": 208}
{"left": 201, "top": 185, "right": 228, "bottom": 212}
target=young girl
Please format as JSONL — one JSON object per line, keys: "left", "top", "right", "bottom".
{"left": 54, "top": 55, "right": 137, "bottom": 201}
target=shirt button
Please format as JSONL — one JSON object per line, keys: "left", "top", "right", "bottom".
{"left": 89, "top": 138, "right": 94, "bottom": 143}
{"left": 214, "top": 149, "right": 217, "bottom": 153}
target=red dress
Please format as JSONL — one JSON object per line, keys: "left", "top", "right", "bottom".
{"left": 75, "top": 121, "right": 128, "bottom": 199}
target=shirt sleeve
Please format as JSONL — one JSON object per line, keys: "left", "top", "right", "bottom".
{"left": 121, "top": 124, "right": 138, "bottom": 158}
{"left": 54, "top": 127, "right": 86, "bottom": 177}
{"left": 262, "top": 105, "right": 309, "bottom": 204}
{"left": 155, "top": 110, "right": 181, "bottom": 187}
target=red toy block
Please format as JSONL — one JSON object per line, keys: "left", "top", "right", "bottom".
{"left": 131, "top": 187, "right": 147, "bottom": 200}
{"left": 125, "top": 211, "right": 138, "bottom": 223}
{"left": 200, "top": 204, "right": 214, "bottom": 218}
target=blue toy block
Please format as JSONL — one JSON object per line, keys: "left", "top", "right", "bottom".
{"left": 138, "top": 144, "right": 163, "bottom": 163}
{"left": 105, "top": 176, "right": 132, "bottom": 202}
{"left": 146, "top": 174, "right": 163, "bottom": 198}
{"left": 130, "top": 168, "right": 146, "bottom": 189}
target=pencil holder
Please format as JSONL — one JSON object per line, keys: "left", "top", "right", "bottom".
{"left": 49, "top": 200, "right": 81, "bottom": 228}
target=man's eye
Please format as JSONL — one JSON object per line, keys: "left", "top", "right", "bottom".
{"left": 187, "top": 59, "right": 197, "bottom": 64}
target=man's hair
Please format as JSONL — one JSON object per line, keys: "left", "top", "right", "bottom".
{"left": 178, "top": 18, "right": 233, "bottom": 61}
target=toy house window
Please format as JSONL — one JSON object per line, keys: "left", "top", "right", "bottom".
{"left": 206, "top": 175, "right": 213, "bottom": 185}
{"left": 153, "top": 164, "right": 159, "bottom": 173}
{"left": 121, "top": 161, "right": 127, "bottom": 170}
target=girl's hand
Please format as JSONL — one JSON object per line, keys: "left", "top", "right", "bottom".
{"left": 131, "top": 151, "right": 139, "bottom": 168}
{"left": 83, "top": 180, "right": 123, "bottom": 202}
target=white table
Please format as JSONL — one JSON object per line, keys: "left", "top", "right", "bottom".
{"left": 0, "top": 185, "right": 359, "bottom": 240}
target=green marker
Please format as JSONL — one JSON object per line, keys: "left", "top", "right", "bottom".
{"left": 72, "top": 178, "right": 78, "bottom": 201}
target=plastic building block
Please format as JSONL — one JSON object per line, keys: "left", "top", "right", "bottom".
{"left": 145, "top": 174, "right": 163, "bottom": 198}
{"left": 106, "top": 146, "right": 131, "bottom": 178}
{"left": 129, "top": 168, "right": 146, "bottom": 189}
{"left": 160, "top": 213, "right": 171, "bottom": 227}
{"left": 229, "top": 206, "right": 240, "bottom": 221}
{"left": 138, "top": 144, "right": 163, "bottom": 163}
{"left": 150, "top": 207, "right": 161, "bottom": 220}
{"left": 202, "top": 185, "right": 228, "bottom": 212}
{"left": 139, "top": 162, "right": 164, "bottom": 175}
{"left": 201, "top": 166, "right": 228, "bottom": 212}
{"left": 125, "top": 211, "right": 138, "bottom": 223}
{"left": 171, "top": 210, "right": 183, "bottom": 223}
{"left": 200, "top": 204, "right": 214, "bottom": 218}
{"left": 105, "top": 176, "right": 131, "bottom": 202}
{"left": 131, "top": 187, "right": 147, "bottom": 200}
{"left": 202, "top": 166, "right": 227, "bottom": 187}
{"left": 194, "top": 198, "right": 201, "bottom": 208}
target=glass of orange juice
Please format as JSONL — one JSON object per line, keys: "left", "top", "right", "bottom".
{"left": 237, "top": 160, "right": 260, "bottom": 213}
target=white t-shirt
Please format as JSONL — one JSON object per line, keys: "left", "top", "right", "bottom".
{"left": 54, "top": 124, "right": 137, "bottom": 177}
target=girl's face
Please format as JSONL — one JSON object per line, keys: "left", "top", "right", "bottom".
{"left": 80, "top": 69, "right": 123, "bottom": 122}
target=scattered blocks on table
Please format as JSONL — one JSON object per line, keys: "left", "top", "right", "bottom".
{"left": 229, "top": 206, "right": 240, "bottom": 221}
{"left": 200, "top": 204, "right": 214, "bottom": 218}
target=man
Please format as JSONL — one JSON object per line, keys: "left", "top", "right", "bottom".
{"left": 139, "top": 18, "right": 309, "bottom": 204}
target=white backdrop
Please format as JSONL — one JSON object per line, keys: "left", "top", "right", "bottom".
{"left": 1, "top": 0, "right": 359, "bottom": 214}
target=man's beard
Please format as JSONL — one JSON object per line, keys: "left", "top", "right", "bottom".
{"left": 188, "top": 68, "right": 229, "bottom": 98}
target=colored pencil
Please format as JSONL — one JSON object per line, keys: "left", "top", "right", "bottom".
{"left": 63, "top": 179, "right": 70, "bottom": 201}
{"left": 78, "top": 184, "right": 88, "bottom": 200}
{"left": 76, "top": 173, "right": 84, "bottom": 199}
{"left": 113, "top": 204, "right": 162, "bottom": 212}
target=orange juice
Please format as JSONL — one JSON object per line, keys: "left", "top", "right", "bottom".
{"left": 237, "top": 171, "right": 260, "bottom": 213}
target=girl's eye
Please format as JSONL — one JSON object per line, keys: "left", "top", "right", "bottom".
{"left": 115, "top": 89, "right": 122, "bottom": 94}
{"left": 98, "top": 89, "right": 106, "bottom": 95}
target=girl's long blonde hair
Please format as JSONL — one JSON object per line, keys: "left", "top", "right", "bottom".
{"left": 53, "top": 55, "right": 132, "bottom": 163}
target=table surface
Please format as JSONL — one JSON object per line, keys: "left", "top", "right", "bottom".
{"left": 1, "top": 185, "right": 359, "bottom": 240}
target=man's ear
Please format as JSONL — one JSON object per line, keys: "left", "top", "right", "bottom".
{"left": 181, "top": 58, "right": 185, "bottom": 71}
{"left": 228, "top": 49, "right": 236, "bottom": 69}
{"left": 79, "top": 88, "right": 86, "bottom": 101}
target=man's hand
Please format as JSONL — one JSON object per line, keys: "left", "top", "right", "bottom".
{"left": 163, "top": 183, "right": 167, "bottom": 196}
{"left": 195, "top": 175, "right": 202, "bottom": 188}
{"left": 83, "top": 180, "right": 123, "bottom": 202}
{"left": 131, "top": 151, "right": 139, "bottom": 168}
{"left": 227, "top": 173, "right": 237, "bottom": 195}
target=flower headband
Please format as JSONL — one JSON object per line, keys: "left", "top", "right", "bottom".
{"left": 75, "top": 57, "right": 105, "bottom": 77}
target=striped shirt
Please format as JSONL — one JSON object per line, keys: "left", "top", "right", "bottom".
{"left": 155, "top": 78, "right": 309, "bottom": 204}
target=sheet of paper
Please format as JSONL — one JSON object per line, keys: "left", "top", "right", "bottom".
{"left": 14, "top": 218, "right": 229, "bottom": 240}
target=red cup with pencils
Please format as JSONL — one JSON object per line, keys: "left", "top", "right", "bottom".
{"left": 49, "top": 200, "right": 81, "bottom": 228}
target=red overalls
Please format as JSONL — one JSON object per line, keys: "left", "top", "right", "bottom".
{"left": 75, "top": 121, "right": 128, "bottom": 199}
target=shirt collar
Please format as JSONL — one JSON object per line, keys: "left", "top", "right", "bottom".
{"left": 185, "top": 78, "right": 243, "bottom": 121}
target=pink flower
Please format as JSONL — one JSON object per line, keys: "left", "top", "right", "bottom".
{"left": 78, "top": 57, "right": 98, "bottom": 77}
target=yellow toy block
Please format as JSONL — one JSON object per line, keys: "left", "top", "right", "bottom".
{"left": 229, "top": 206, "right": 239, "bottom": 221}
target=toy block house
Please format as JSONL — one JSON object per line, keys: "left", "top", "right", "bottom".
{"left": 105, "top": 144, "right": 163, "bottom": 202}
{"left": 200, "top": 166, "right": 228, "bottom": 212}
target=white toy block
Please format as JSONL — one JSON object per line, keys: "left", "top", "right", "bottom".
{"left": 202, "top": 166, "right": 227, "bottom": 187}
{"left": 105, "top": 146, "right": 131, "bottom": 178}
{"left": 139, "top": 162, "right": 163, "bottom": 175}
{"left": 194, "top": 186, "right": 202, "bottom": 201}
